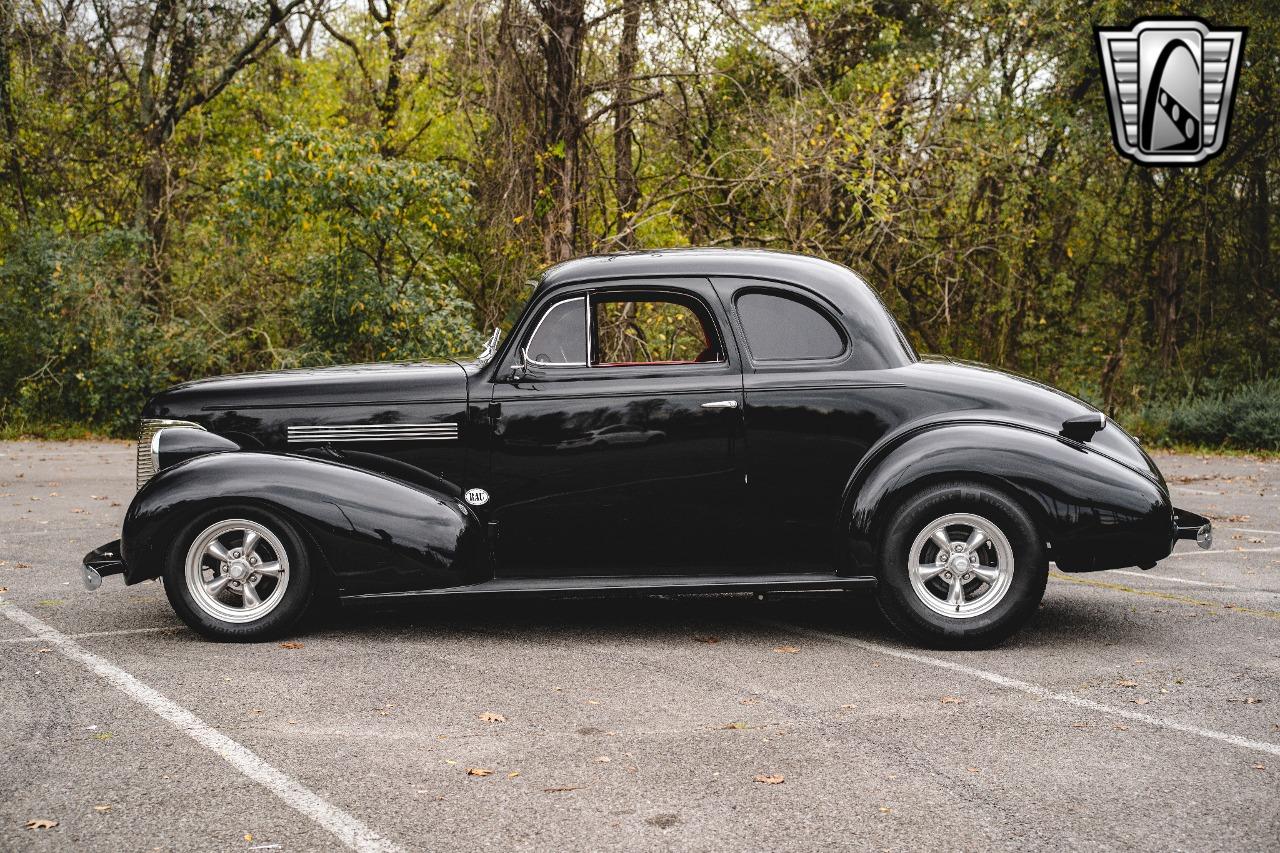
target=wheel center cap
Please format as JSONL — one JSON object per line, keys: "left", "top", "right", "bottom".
{"left": 949, "top": 554, "right": 971, "bottom": 573}
{"left": 228, "top": 561, "right": 250, "bottom": 580}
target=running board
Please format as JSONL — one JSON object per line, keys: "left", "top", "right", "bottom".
{"left": 342, "top": 573, "right": 877, "bottom": 602}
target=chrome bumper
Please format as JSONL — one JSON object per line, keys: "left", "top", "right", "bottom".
{"left": 82, "top": 540, "right": 126, "bottom": 590}
{"left": 1173, "top": 508, "right": 1213, "bottom": 550}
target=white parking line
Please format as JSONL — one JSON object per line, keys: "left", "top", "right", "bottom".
{"left": 769, "top": 622, "right": 1280, "bottom": 759}
{"left": 0, "top": 625, "right": 182, "bottom": 643}
{"left": 1164, "top": 546, "right": 1280, "bottom": 557}
{"left": 0, "top": 600, "right": 403, "bottom": 853}
{"left": 1110, "top": 570, "right": 1231, "bottom": 588}
{"left": 1224, "top": 527, "right": 1280, "bottom": 537}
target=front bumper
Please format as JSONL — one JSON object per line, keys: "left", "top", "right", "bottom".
{"left": 82, "top": 540, "right": 126, "bottom": 591}
{"left": 1173, "top": 507, "right": 1213, "bottom": 550}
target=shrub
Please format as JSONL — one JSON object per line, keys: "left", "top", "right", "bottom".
{"left": 1140, "top": 380, "right": 1280, "bottom": 451}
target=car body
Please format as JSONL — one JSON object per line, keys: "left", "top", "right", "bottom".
{"left": 83, "top": 248, "right": 1212, "bottom": 645}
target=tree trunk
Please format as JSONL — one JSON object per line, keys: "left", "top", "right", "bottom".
{"left": 0, "top": 0, "right": 29, "bottom": 224}
{"left": 612, "top": 0, "right": 641, "bottom": 249}
{"left": 536, "top": 0, "right": 585, "bottom": 262}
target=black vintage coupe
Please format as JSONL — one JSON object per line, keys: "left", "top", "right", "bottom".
{"left": 83, "top": 249, "right": 1211, "bottom": 646}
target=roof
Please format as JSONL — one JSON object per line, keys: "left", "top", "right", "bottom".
{"left": 536, "top": 248, "right": 878, "bottom": 316}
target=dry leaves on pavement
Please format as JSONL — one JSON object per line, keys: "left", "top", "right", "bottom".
{"left": 465, "top": 768, "right": 493, "bottom": 777}
{"left": 279, "top": 641, "right": 304, "bottom": 649}
{"left": 693, "top": 635, "right": 720, "bottom": 644}
{"left": 753, "top": 774, "right": 785, "bottom": 785}
{"left": 772, "top": 645, "right": 799, "bottom": 654}
{"left": 1115, "top": 679, "right": 1139, "bottom": 688}
{"left": 940, "top": 696, "right": 965, "bottom": 705}
{"left": 26, "top": 819, "right": 58, "bottom": 830}
{"left": 478, "top": 712, "right": 506, "bottom": 723}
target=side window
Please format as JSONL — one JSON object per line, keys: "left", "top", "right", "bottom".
{"left": 592, "top": 295, "right": 723, "bottom": 366}
{"left": 736, "top": 291, "right": 844, "bottom": 361}
{"left": 525, "top": 297, "right": 587, "bottom": 366}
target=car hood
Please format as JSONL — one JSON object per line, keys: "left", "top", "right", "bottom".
{"left": 143, "top": 359, "right": 468, "bottom": 421}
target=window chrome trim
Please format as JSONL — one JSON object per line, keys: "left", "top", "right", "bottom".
{"left": 522, "top": 296, "right": 589, "bottom": 368}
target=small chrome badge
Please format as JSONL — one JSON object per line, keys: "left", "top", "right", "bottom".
{"left": 464, "top": 488, "right": 490, "bottom": 506}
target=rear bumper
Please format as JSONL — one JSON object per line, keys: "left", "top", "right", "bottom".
{"left": 1173, "top": 507, "right": 1213, "bottom": 550}
{"left": 82, "top": 540, "right": 126, "bottom": 591}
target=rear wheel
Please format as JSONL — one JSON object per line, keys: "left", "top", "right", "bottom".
{"left": 875, "top": 482, "right": 1047, "bottom": 648}
{"left": 163, "top": 506, "right": 314, "bottom": 641}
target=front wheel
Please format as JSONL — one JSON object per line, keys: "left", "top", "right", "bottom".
{"left": 163, "top": 506, "right": 314, "bottom": 641}
{"left": 875, "top": 482, "right": 1048, "bottom": 649}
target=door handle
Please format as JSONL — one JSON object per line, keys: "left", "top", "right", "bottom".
{"left": 701, "top": 400, "right": 739, "bottom": 409}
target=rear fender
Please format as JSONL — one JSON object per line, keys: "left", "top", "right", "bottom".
{"left": 840, "top": 423, "right": 1174, "bottom": 574}
{"left": 121, "top": 452, "right": 485, "bottom": 595}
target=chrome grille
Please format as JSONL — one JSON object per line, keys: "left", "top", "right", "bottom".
{"left": 136, "top": 418, "right": 204, "bottom": 490}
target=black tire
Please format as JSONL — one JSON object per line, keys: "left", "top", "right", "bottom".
{"left": 162, "top": 505, "right": 315, "bottom": 642}
{"left": 874, "top": 482, "right": 1047, "bottom": 649}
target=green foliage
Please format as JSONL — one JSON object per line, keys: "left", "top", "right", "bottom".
{"left": 0, "top": 230, "right": 185, "bottom": 433}
{"left": 1136, "top": 381, "right": 1280, "bottom": 451}
{"left": 229, "top": 125, "right": 483, "bottom": 363}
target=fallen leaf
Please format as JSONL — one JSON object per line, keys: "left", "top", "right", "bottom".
{"left": 0, "top": 587, "right": 7, "bottom": 593}
{"left": 1114, "top": 724, "right": 1129, "bottom": 731}
{"left": 1133, "top": 698, "right": 1150, "bottom": 705}
{"left": 478, "top": 712, "right": 506, "bottom": 723}
{"left": 244, "top": 834, "right": 253, "bottom": 842}
{"left": 966, "top": 767, "right": 981, "bottom": 773}
{"left": 1253, "top": 763, "right": 1266, "bottom": 771}
{"left": 507, "top": 771, "right": 520, "bottom": 779}
{"left": 279, "top": 641, "right": 304, "bottom": 649}
{"left": 595, "top": 755, "right": 611, "bottom": 763}
{"left": 465, "top": 767, "right": 493, "bottom": 777}
{"left": 940, "top": 696, "right": 965, "bottom": 705}
{"left": 840, "top": 704, "right": 857, "bottom": 710}
{"left": 1071, "top": 722, "right": 1089, "bottom": 729}
{"left": 93, "top": 805, "right": 111, "bottom": 813}
{"left": 1227, "top": 697, "right": 1263, "bottom": 705}
{"left": 753, "top": 774, "right": 785, "bottom": 785}
{"left": 773, "top": 645, "right": 799, "bottom": 654}
{"left": 739, "top": 698, "right": 757, "bottom": 705}
{"left": 693, "top": 635, "right": 720, "bottom": 644}
{"left": 26, "top": 819, "right": 57, "bottom": 830}
{"left": 722, "top": 721, "right": 748, "bottom": 730}
{"left": 1115, "top": 679, "right": 1139, "bottom": 688}
{"left": 543, "top": 786, "right": 582, "bottom": 793}
{"left": 878, "top": 806, "right": 892, "bottom": 814}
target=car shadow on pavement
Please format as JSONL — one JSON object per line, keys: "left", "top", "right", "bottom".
{"left": 279, "top": 589, "right": 1149, "bottom": 652}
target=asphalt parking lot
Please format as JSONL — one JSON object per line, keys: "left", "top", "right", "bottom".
{"left": 1, "top": 441, "right": 1277, "bottom": 852}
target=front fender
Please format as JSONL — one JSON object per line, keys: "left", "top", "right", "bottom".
{"left": 842, "top": 423, "right": 1174, "bottom": 574}
{"left": 121, "top": 451, "right": 485, "bottom": 595}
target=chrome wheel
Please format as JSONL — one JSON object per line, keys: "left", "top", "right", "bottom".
{"left": 907, "top": 512, "right": 1014, "bottom": 619}
{"left": 185, "top": 519, "right": 290, "bottom": 624}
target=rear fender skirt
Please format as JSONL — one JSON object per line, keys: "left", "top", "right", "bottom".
{"left": 840, "top": 423, "right": 1174, "bottom": 574}
{"left": 121, "top": 452, "right": 484, "bottom": 595}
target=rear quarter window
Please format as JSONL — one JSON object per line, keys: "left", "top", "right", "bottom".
{"left": 735, "top": 292, "right": 845, "bottom": 361}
